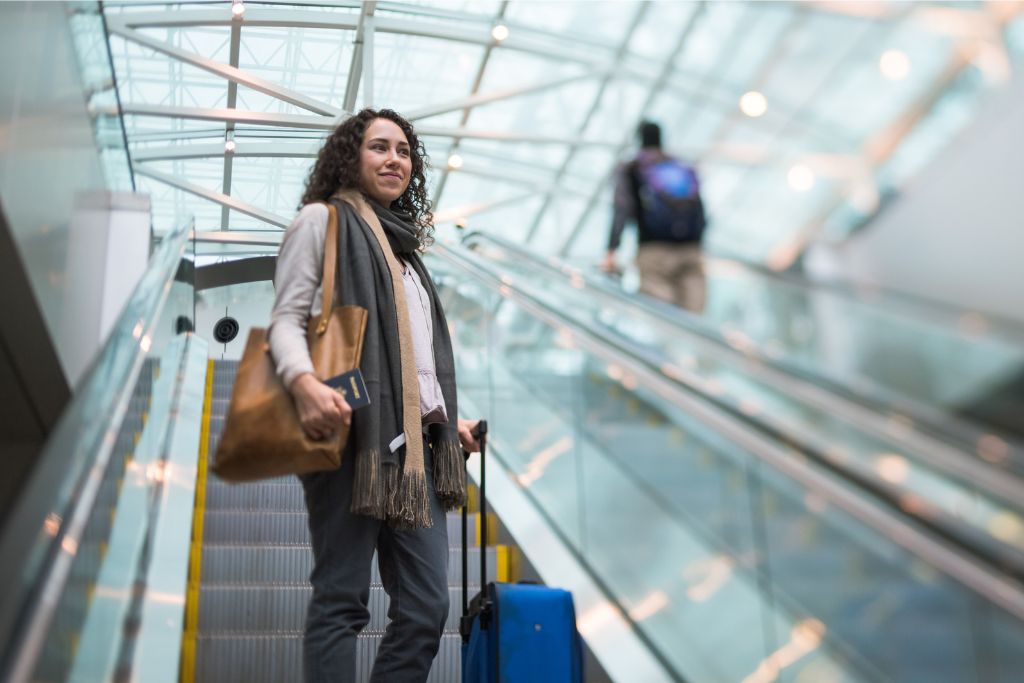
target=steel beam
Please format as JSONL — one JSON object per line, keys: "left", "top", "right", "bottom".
{"left": 135, "top": 165, "right": 291, "bottom": 228}
{"left": 132, "top": 142, "right": 321, "bottom": 161}
{"left": 362, "top": 13, "right": 375, "bottom": 108}
{"left": 221, "top": 19, "right": 243, "bottom": 228}
{"left": 192, "top": 231, "right": 284, "bottom": 246}
{"left": 107, "top": 21, "right": 344, "bottom": 116}
{"left": 405, "top": 69, "right": 600, "bottom": 122}
{"left": 130, "top": 139, "right": 773, "bottom": 171}
{"left": 108, "top": 9, "right": 611, "bottom": 69}
{"left": 195, "top": 255, "right": 277, "bottom": 290}
{"left": 115, "top": 103, "right": 615, "bottom": 146}
{"left": 343, "top": 1, "right": 377, "bottom": 112}
{"left": 431, "top": 1, "right": 509, "bottom": 206}
{"left": 113, "top": 103, "right": 337, "bottom": 128}
{"left": 523, "top": 2, "right": 650, "bottom": 242}
{"left": 432, "top": 192, "right": 536, "bottom": 225}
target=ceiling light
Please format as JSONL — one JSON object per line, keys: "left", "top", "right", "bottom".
{"left": 491, "top": 24, "right": 509, "bottom": 42}
{"left": 879, "top": 49, "right": 910, "bottom": 80}
{"left": 447, "top": 153, "right": 463, "bottom": 170}
{"left": 787, "top": 164, "right": 815, "bottom": 192}
{"left": 224, "top": 139, "right": 236, "bottom": 153}
{"left": 231, "top": 0, "right": 245, "bottom": 18}
{"left": 739, "top": 91, "right": 768, "bottom": 118}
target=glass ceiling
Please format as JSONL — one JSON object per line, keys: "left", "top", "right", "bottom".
{"left": 100, "top": 0, "right": 1024, "bottom": 267}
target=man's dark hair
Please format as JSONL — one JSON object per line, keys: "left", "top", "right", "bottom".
{"left": 638, "top": 120, "right": 662, "bottom": 149}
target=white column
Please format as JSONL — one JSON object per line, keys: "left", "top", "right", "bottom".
{"left": 61, "top": 191, "right": 151, "bottom": 387}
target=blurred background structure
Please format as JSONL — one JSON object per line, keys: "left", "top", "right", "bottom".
{"left": 2, "top": 2, "right": 1024, "bottom": 683}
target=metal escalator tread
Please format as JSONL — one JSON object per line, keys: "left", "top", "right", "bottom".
{"left": 195, "top": 360, "right": 491, "bottom": 683}
{"left": 198, "top": 585, "right": 476, "bottom": 634}
{"left": 201, "top": 545, "right": 496, "bottom": 585}
{"left": 195, "top": 633, "right": 462, "bottom": 683}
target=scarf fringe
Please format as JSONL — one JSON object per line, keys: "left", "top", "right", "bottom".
{"left": 389, "top": 468, "right": 432, "bottom": 530}
{"left": 384, "top": 462, "right": 402, "bottom": 519}
{"left": 432, "top": 438, "right": 467, "bottom": 510}
{"left": 350, "top": 447, "right": 385, "bottom": 518}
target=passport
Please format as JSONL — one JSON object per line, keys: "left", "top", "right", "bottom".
{"left": 323, "top": 368, "right": 371, "bottom": 410}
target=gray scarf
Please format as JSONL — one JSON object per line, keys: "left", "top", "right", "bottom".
{"left": 329, "top": 193, "right": 465, "bottom": 529}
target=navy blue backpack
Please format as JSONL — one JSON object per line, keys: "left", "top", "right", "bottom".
{"left": 630, "top": 158, "right": 706, "bottom": 243}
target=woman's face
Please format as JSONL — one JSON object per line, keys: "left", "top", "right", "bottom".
{"left": 358, "top": 118, "right": 413, "bottom": 205}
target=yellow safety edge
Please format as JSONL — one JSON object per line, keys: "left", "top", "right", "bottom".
{"left": 179, "top": 359, "right": 214, "bottom": 683}
{"left": 472, "top": 511, "right": 498, "bottom": 549}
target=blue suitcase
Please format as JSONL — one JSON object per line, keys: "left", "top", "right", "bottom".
{"left": 459, "top": 422, "right": 584, "bottom": 682}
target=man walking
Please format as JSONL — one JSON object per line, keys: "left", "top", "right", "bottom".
{"left": 602, "top": 121, "right": 707, "bottom": 313}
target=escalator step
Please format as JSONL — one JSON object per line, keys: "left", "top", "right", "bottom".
{"left": 197, "top": 585, "right": 472, "bottom": 634}
{"left": 201, "top": 546, "right": 498, "bottom": 586}
{"left": 194, "top": 633, "right": 460, "bottom": 683}
{"left": 202, "top": 511, "right": 475, "bottom": 548}
{"left": 204, "top": 481, "right": 305, "bottom": 512}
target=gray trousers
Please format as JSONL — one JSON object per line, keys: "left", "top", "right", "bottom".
{"left": 300, "top": 439, "right": 449, "bottom": 682}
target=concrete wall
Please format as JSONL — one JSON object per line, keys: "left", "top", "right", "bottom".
{"left": 1, "top": 3, "right": 108, "bottom": 344}
{"left": 806, "top": 73, "right": 1024, "bottom": 324}
{"left": 0, "top": 3, "right": 152, "bottom": 386}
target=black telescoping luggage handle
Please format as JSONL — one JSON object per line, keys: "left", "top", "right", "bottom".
{"left": 461, "top": 419, "right": 489, "bottom": 642}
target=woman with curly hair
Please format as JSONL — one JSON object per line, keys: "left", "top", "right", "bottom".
{"left": 268, "top": 108, "right": 481, "bottom": 682}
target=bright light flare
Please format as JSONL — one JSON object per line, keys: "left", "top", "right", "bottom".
{"left": 879, "top": 49, "right": 910, "bottom": 80}
{"left": 739, "top": 90, "right": 768, "bottom": 117}
{"left": 491, "top": 24, "right": 509, "bottom": 42}
{"left": 787, "top": 164, "right": 815, "bottom": 192}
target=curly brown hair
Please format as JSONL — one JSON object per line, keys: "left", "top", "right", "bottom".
{"left": 300, "top": 108, "right": 433, "bottom": 244}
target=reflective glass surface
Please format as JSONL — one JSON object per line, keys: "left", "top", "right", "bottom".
{"left": 0, "top": 221, "right": 195, "bottom": 682}
{"left": 429, "top": 241, "right": 1024, "bottom": 683}
{"left": 472, "top": 232, "right": 1024, "bottom": 450}
{"left": 457, "top": 234, "right": 1024, "bottom": 565}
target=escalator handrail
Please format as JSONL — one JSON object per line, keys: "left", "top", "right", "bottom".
{"left": 431, "top": 240, "right": 1024, "bottom": 623}
{"left": 690, "top": 244, "right": 1024, "bottom": 348}
{"left": 463, "top": 231, "right": 1024, "bottom": 480}
{"left": 0, "top": 220, "right": 193, "bottom": 681}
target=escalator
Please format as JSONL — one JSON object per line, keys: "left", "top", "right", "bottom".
{"left": 456, "top": 233, "right": 1024, "bottom": 572}
{"left": 3, "top": 227, "right": 1024, "bottom": 682}
{"left": 428, "top": 240, "right": 1024, "bottom": 682}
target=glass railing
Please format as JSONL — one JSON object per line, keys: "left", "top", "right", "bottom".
{"left": 429, "top": 241, "right": 1024, "bottom": 683}
{"left": 454, "top": 234, "right": 1024, "bottom": 574}
{"left": 479, "top": 233, "right": 1024, "bottom": 448}
{"left": 0, "top": 222, "right": 195, "bottom": 682}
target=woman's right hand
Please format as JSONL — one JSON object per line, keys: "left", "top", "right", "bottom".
{"left": 289, "top": 373, "right": 352, "bottom": 441}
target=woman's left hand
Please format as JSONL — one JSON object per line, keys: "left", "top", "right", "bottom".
{"left": 458, "top": 418, "right": 482, "bottom": 453}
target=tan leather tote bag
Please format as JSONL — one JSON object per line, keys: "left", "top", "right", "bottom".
{"left": 212, "top": 202, "right": 368, "bottom": 481}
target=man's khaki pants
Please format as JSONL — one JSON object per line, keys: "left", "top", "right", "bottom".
{"left": 636, "top": 242, "right": 705, "bottom": 314}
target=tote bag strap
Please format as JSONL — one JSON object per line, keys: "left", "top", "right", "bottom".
{"left": 313, "top": 202, "right": 339, "bottom": 336}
